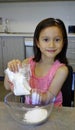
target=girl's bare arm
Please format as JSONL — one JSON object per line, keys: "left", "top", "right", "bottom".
{"left": 40, "top": 65, "right": 68, "bottom": 103}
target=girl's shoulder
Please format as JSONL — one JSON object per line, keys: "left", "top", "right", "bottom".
{"left": 57, "top": 64, "right": 68, "bottom": 76}
{"left": 51, "top": 60, "right": 64, "bottom": 72}
{"left": 55, "top": 60, "right": 68, "bottom": 73}
{"left": 53, "top": 61, "right": 68, "bottom": 82}
{"left": 49, "top": 60, "right": 68, "bottom": 78}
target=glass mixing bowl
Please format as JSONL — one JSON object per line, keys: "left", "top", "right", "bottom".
{"left": 4, "top": 92, "right": 55, "bottom": 126}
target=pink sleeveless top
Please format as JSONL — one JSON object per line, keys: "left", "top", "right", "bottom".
{"left": 27, "top": 58, "right": 64, "bottom": 106}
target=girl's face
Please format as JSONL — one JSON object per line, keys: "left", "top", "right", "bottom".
{"left": 37, "top": 26, "right": 64, "bottom": 59}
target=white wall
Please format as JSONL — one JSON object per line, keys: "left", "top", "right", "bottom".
{"left": 0, "top": 1, "right": 75, "bottom": 33}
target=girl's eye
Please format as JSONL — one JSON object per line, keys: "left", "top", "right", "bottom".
{"left": 43, "top": 38, "right": 49, "bottom": 42}
{"left": 55, "top": 38, "right": 62, "bottom": 42}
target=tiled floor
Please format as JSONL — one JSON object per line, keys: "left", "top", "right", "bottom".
{"left": 0, "top": 81, "right": 10, "bottom": 101}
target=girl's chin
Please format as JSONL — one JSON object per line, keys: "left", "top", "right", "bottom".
{"left": 46, "top": 54, "right": 56, "bottom": 58}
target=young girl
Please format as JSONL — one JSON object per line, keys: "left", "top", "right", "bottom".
{"left": 4, "top": 18, "right": 68, "bottom": 106}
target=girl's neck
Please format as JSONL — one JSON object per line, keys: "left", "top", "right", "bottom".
{"left": 40, "top": 55, "right": 54, "bottom": 65}
{"left": 35, "top": 55, "right": 55, "bottom": 77}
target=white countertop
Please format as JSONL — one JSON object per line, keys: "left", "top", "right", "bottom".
{"left": 0, "top": 102, "right": 75, "bottom": 130}
{"left": 0, "top": 32, "right": 75, "bottom": 37}
{"left": 0, "top": 32, "right": 34, "bottom": 37}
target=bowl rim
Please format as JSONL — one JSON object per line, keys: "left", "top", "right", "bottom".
{"left": 4, "top": 92, "right": 55, "bottom": 111}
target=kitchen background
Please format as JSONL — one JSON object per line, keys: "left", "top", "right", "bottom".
{"left": 0, "top": 1, "right": 75, "bottom": 33}
{"left": 0, "top": 1, "right": 75, "bottom": 105}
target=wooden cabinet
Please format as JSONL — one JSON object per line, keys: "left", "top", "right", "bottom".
{"left": 0, "top": 36, "right": 25, "bottom": 76}
{"left": 67, "top": 36, "right": 75, "bottom": 72}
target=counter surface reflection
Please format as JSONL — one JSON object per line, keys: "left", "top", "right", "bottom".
{"left": 0, "top": 102, "right": 75, "bottom": 130}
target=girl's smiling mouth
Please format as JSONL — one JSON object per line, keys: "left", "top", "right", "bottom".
{"left": 46, "top": 49, "right": 57, "bottom": 53}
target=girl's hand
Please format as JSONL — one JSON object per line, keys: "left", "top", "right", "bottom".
{"left": 31, "top": 89, "right": 52, "bottom": 105}
{"left": 39, "top": 91, "right": 55, "bottom": 105}
{"left": 8, "top": 59, "right": 22, "bottom": 72}
{"left": 39, "top": 92, "right": 50, "bottom": 104}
